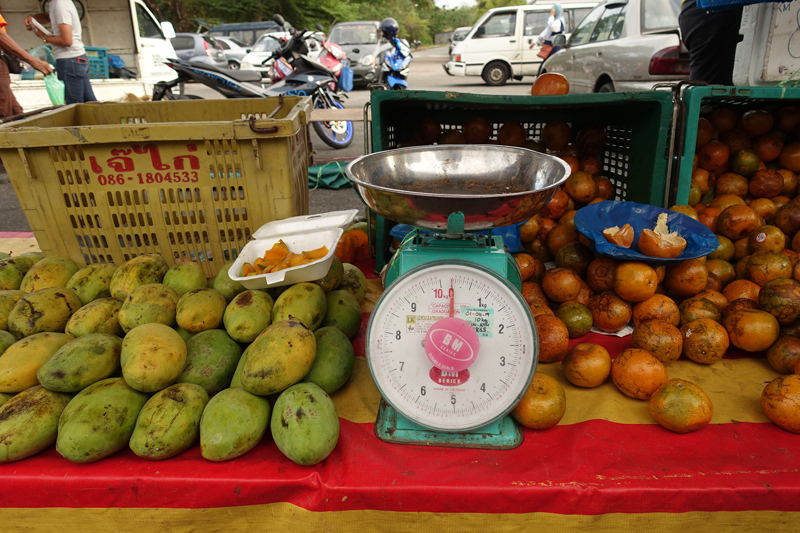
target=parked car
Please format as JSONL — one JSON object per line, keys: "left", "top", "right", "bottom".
{"left": 449, "top": 26, "right": 470, "bottom": 55}
{"left": 170, "top": 33, "right": 228, "bottom": 69}
{"left": 214, "top": 36, "right": 251, "bottom": 69}
{"left": 541, "top": 0, "right": 689, "bottom": 92}
{"left": 206, "top": 21, "right": 292, "bottom": 47}
{"left": 444, "top": 1, "right": 599, "bottom": 86}
{"left": 239, "top": 31, "right": 323, "bottom": 77}
{"left": 328, "top": 21, "right": 384, "bottom": 87}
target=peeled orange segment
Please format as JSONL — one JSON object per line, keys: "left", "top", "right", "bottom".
{"left": 638, "top": 213, "right": 687, "bottom": 259}
{"left": 241, "top": 263, "right": 256, "bottom": 277}
{"left": 262, "top": 240, "right": 290, "bottom": 261}
{"left": 302, "top": 246, "right": 329, "bottom": 260}
{"left": 603, "top": 224, "right": 634, "bottom": 248}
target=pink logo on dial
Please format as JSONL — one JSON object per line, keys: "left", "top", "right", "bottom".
{"left": 424, "top": 316, "right": 480, "bottom": 372}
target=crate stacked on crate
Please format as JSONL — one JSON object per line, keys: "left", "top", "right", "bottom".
{"left": 366, "top": 90, "right": 675, "bottom": 272}
{"left": 84, "top": 46, "right": 109, "bottom": 79}
{"left": 0, "top": 96, "right": 313, "bottom": 277}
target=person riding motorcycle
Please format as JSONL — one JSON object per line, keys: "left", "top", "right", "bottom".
{"left": 377, "top": 18, "right": 411, "bottom": 89}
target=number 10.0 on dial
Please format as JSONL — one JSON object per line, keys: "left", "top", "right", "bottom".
{"left": 367, "top": 261, "right": 538, "bottom": 432}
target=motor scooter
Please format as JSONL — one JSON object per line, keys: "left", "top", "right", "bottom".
{"left": 153, "top": 16, "right": 353, "bottom": 149}
{"left": 380, "top": 36, "right": 411, "bottom": 89}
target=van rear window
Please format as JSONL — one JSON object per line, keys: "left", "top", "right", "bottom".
{"left": 171, "top": 36, "right": 194, "bottom": 50}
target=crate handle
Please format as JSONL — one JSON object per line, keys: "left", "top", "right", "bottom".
{"left": 248, "top": 94, "right": 285, "bottom": 134}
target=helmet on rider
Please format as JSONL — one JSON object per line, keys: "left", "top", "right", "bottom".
{"left": 379, "top": 18, "right": 399, "bottom": 39}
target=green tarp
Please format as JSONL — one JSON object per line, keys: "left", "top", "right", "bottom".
{"left": 308, "top": 162, "right": 353, "bottom": 190}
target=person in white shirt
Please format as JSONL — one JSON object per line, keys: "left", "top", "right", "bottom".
{"left": 24, "top": 0, "right": 96, "bottom": 104}
{"left": 531, "top": 4, "right": 566, "bottom": 77}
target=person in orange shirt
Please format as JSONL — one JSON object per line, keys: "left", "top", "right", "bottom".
{"left": 0, "top": 13, "right": 53, "bottom": 118}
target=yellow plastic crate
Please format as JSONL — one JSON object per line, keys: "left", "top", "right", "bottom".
{"left": 0, "top": 96, "right": 313, "bottom": 277}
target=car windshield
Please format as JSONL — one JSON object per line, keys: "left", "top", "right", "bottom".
{"left": 330, "top": 24, "right": 378, "bottom": 45}
{"left": 252, "top": 37, "right": 282, "bottom": 53}
{"left": 453, "top": 29, "right": 469, "bottom": 41}
{"left": 642, "top": 0, "right": 680, "bottom": 32}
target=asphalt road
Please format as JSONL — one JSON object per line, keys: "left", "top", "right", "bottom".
{"left": 0, "top": 46, "right": 537, "bottom": 231}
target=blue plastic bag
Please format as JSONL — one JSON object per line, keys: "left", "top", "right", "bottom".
{"left": 339, "top": 60, "right": 354, "bottom": 92}
{"left": 107, "top": 54, "right": 125, "bottom": 69}
{"left": 573, "top": 200, "right": 718, "bottom": 263}
{"left": 389, "top": 222, "right": 525, "bottom": 253}
{"left": 44, "top": 74, "right": 65, "bottom": 106}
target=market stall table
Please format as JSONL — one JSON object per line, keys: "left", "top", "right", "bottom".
{"left": 0, "top": 238, "right": 798, "bottom": 531}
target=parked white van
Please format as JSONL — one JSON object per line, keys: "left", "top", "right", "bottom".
{"left": 444, "top": 2, "right": 598, "bottom": 86}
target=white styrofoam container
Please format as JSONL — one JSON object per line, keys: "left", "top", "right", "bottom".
{"left": 228, "top": 209, "right": 359, "bottom": 290}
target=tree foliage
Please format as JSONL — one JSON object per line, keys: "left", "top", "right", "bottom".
{"left": 143, "top": 0, "right": 480, "bottom": 44}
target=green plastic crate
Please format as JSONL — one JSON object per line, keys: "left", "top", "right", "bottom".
{"left": 674, "top": 85, "right": 800, "bottom": 207}
{"left": 367, "top": 90, "right": 675, "bottom": 272}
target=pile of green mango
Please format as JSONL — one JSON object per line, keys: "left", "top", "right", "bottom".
{"left": 0, "top": 250, "right": 368, "bottom": 466}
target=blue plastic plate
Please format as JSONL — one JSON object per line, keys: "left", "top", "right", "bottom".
{"left": 573, "top": 201, "right": 719, "bottom": 263}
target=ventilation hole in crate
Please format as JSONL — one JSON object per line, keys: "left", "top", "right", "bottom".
{"left": 216, "top": 208, "right": 222, "bottom": 223}
{"left": 209, "top": 167, "right": 216, "bottom": 180}
{"left": 193, "top": 231, "right": 200, "bottom": 245}
{"left": 194, "top": 188, "right": 201, "bottom": 201}
{"left": 202, "top": 230, "right": 209, "bottom": 243}
{"left": 223, "top": 249, "right": 231, "bottom": 261}
{"left": 83, "top": 254, "right": 91, "bottom": 264}
{"left": 141, "top": 233, "right": 149, "bottom": 246}
{"left": 232, "top": 208, "right": 240, "bottom": 221}
{"left": 235, "top": 168, "right": 242, "bottom": 178}
{"left": 76, "top": 146, "right": 85, "bottom": 161}
{"left": 118, "top": 235, "right": 126, "bottom": 248}
{"left": 238, "top": 186, "right": 245, "bottom": 200}
{"left": 151, "top": 233, "right": 159, "bottom": 246}
{"left": 189, "top": 210, "right": 196, "bottom": 224}
{"left": 49, "top": 147, "right": 57, "bottom": 163}
{"left": 123, "top": 253, "right": 130, "bottom": 261}
{"left": 65, "top": 171, "right": 73, "bottom": 185}
{"left": 132, "top": 191, "right": 139, "bottom": 205}
{"left": 245, "top": 227, "right": 251, "bottom": 240}
{"left": 177, "top": 188, "right": 184, "bottom": 202}
{"left": 112, "top": 214, "right": 120, "bottom": 227}
{"left": 83, "top": 235, "right": 93, "bottom": 248}
{"left": 86, "top": 215, "right": 94, "bottom": 229}
{"left": 220, "top": 187, "right": 227, "bottom": 201}
{"left": 159, "top": 189, "right": 167, "bottom": 203}
{"left": 212, "top": 187, "right": 219, "bottom": 201}
{"left": 147, "top": 213, "right": 154, "bottom": 226}
{"left": 180, "top": 210, "right": 188, "bottom": 224}
{"left": 76, "top": 215, "right": 84, "bottom": 228}
{"left": 58, "top": 147, "right": 68, "bottom": 162}
{"left": 115, "top": 191, "right": 123, "bottom": 206}
{"left": 130, "top": 213, "right": 138, "bottom": 228}
{"left": 142, "top": 190, "right": 149, "bottom": 204}
{"left": 88, "top": 192, "right": 96, "bottom": 208}
{"left": 72, "top": 192, "right": 79, "bottom": 206}
{"left": 135, "top": 234, "right": 143, "bottom": 247}
{"left": 92, "top": 236, "right": 101, "bottom": 249}
{"left": 106, "top": 191, "right": 114, "bottom": 206}
{"left": 186, "top": 232, "right": 195, "bottom": 244}
{"left": 126, "top": 235, "right": 134, "bottom": 248}
{"left": 219, "top": 230, "right": 227, "bottom": 243}
{"left": 176, "top": 232, "right": 184, "bottom": 245}
{"left": 235, "top": 228, "right": 244, "bottom": 241}
{"left": 168, "top": 189, "right": 177, "bottom": 204}
{"left": 94, "top": 215, "right": 102, "bottom": 228}
{"left": 83, "top": 170, "right": 91, "bottom": 185}
{"left": 163, "top": 211, "right": 170, "bottom": 225}
{"left": 225, "top": 208, "right": 232, "bottom": 222}
{"left": 70, "top": 215, "right": 77, "bottom": 228}
{"left": 57, "top": 170, "right": 65, "bottom": 186}
{"left": 100, "top": 236, "right": 108, "bottom": 248}
{"left": 76, "top": 235, "right": 85, "bottom": 248}
{"left": 241, "top": 207, "right": 248, "bottom": 221}
{"left": 75, "top": 171, "right": 83, "bottom": 185}
{"left": 64, "top": 194, "right": 72, "bottom": 208}
{"left": 173, "top": 211, "right": 181, "bottom": 225}
{"left": 80, "top": 193, "right": 88, "bottom": 207}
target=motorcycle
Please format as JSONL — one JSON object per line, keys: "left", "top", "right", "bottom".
{"left": 153, "top": 16, "right": 354, "bottom": 149}
{"left": 380, "top": 36, "right": 411, "bottom": 90}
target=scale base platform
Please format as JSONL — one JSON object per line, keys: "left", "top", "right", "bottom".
{"left": 374, "top": 400, "right": 524, "bottom": 450}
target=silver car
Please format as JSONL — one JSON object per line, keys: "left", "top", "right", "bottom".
{"left": 541, "top": 0, "right": 689, "bottom": 92}
{"left": 170, "top": 33, "right": 228, "bottom": 70}
{"left": 214, "top": 36, "right": 251, "bottom": 69}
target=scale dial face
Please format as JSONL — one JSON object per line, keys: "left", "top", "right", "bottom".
{"left": 367, "top": 260, "right": 538, "bottom": 432}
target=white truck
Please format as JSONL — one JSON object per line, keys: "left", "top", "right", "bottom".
{"left": 3, "top": 0, "right": 178, "bottom": 111}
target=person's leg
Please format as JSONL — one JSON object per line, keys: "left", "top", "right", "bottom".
{"left": 0, "top": 59, "right": 22, "bottom": 118}
{"left": 680, "top": 0, "right": 742, "bottom": 85}
{"left": 56, "top": 57, "right": 82, "bottom": 104}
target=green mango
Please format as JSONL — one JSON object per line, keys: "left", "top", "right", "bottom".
{"left": 311, "top": 256, "right": 344, "bottom": 293}
{"left": 0, "top": 385, "right": 72, "bottom": 462}
{"left": 7, "top": 287, "right": 82, "bottom": 339}
{"left": 321, "top": 290, "right": 362, "bottom": 339}
{"left": 0, "top": 290, "right": 26, "bottom": 331}
{"left": 0, "top": 392, "right": 13, "bottom": 407}
{"left": 129, "top": 383, "right": 209, "bottom": 460}
{"left": 200, "top": 387, "right": 270, "bottom": 461}
{"left": 304, "top": 327, "right": 355, "bottom": 394}
{"left": 0, "top": 257, "right": 34, "bottom": 291}
{"left": 223, "top": 290, "right": 274, "bottom": 343}
{"left": 37, "top": 333, "right": 122, "bottom": 393}
{"left": 229, "top": 344, "right": 250, "bottom": 389}
{"left": 20, "top": 256, "right": 79, "bottom": 293}
{"left": 56, "top": 377, "right": 149, "bottom": 463}
{"left": 163, "top": 262, "right": 208, "bottom": 296}
{"left": 241, "top": 319, "right": 316, "bottom": 396}
{"left": 340, "top": 263, "right": 367, "bottom": 303}
{"left": 176, "top": 329, "right": 242, "bottom": 395}
{"left": 109, "top": 254, "right": 169, "bottom": 300}
{"left": 272, "top": 282, "right": 327, "bottom": 331}
{"left": 271, "top": 382, "right": 339, "bottom": 466}
{"left": 176, "top": 288, "right": 227, "bottom": 333}
{"left": 65, "top": 298, "right": 124, "bottom": 338}
{"left": 121, "top": 323, "right": 187, "bottom": 393}
{"left": 118, "top": 283, "right": 179, "bottom": 333}
{"left": 66, "top": 263, "right": 118, "bottom": 306}
{"left": 0, "top": 330, "right": 15, "bottom": 356}
{"left": 212, "top": 261, "right": 245, "bottom": 302}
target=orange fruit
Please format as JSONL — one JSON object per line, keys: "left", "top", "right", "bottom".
{"left": 545, "top": 224, "right": 579, "bottom": 256}
{"left": 761, "top": 375, "right": 800, "bottom": 433}
{"left": 766, "top": 335, "right": 800, "bottom": 374}
{"left": 612, "top": 262, "right": 658, "bottom": 302}
{"left": 530, "top": 302, "right": 554, "bottom": 317}
{"left": 514, "top": 253, "right": 538, "bottom": 282}
{"left": 708, "top": 194, "right": 745, "bottom": 211}
{"left": 586, "top": 256, "right": 618, "bottom": 293}
{"left": 580, "top": 155, "right": 602, "bottom": 175}
{"left": 462, "top": 117, "right": 492, "bottom": 144}
{"left": 748, "top": 225, "right": 786, "bottom": 254}
{"left": 695, "top": 117, "right": 714, "bottom": 147}
{"left": 438, "top": 129, "right": 466, "bottom": 144}
{"left": 562, "top": 343, "right": 612, "bottom": 388}
{"left": 575, "top": 125, "right": 607, "bottom": 155}
{"left": 717, "top": 204, "right": 760, "bottom": 240}
{"left": 669, "top": 204, "right": 699, "bottom": 221}
{"left": 632, "top": 294, "right": 680, "bottom": 327}
{"left": 524, "top": 237, "right": 552, "bottom": 263}
{"left": 697, "top": 140, "right": 730, "bottom": 171}
{"left": 558, "top": 210, "right": 578, "bottom": 229}
{"left": 521, "top": 281, "right": 548, "bottom": 306}
{"left": 414, "top": 117, "right": 442, "bottom": 144}
{"left": 554, "top": 242, "right": 593, "bottom": 277}
{"left": 511, "top": 372, "right": 567, "bottom": 430}
{"left": 708, "top": 234, "right": 735, "bottom": 262}
{"left": 564, "top": 171, "right": 598, "bottom": 203}
{"left": 758, "top": 277, "right": 800, "bottom": 325}
{"left": 631, "top": 320, "right": 683, "bottom": 365}
{"left": 541, "top": 121, "right": 572, "bottom": 152}
{"left": 749, "top": 169, "right": 784, "bottom": 199}
{"left": 534, "top": 314, "right": 570, "bottom": 362}
{"left": 724, "top": 308, "right": 780, "bottom": 352}
{"left": 748, "top": 198, "right": 778, "bottom": 224}
{"left": 774, "top": 203, "right": 800, "bottom": 237}
{"left": 723, "top": 298, "right": 759, "bottom": 321}
{"left": 681, "top": 317, "right": 730, "bottom": 364}
{"left": 778, "top": 142, "right": 800, "bottom": 173}
{"left": 679, "top": 297, "right": 722, "bottom": 327}
{"left": 774, "top": 195, "right": 792, "bottom": 210}
{"left": 574, "top": 280, "right": 594, "bottom": 307}
{"left": 530, "top": 72, "right": 570, "bottom": 96}
{"left": 541, "top": 267, "right": 582, "bottom": 303}
{"left": 537, "top": 218, "right": 558, "bottom": 242}
{"left": 698, "top": 207, "right": 721, "bottom": 233}
{"left": 589, "top": 291, "right": 633, "bottom": 333}
{"left": 776, "top": 105, "right": 800, "bottom": 132}
{"left": 539, "top": 188, "right": 570, "bottom": 220}
{"left": 594, "top": 176, "right": 615, "bottom": 199}
{"left": 611, "top": 348, "right": 669, "bottom": 400}
{"left": 720, "top": 128, "right": 752, "bottom": 154}
{"left": 555, "top": 301, "right": 593, "bottom": 338}
{"left": 708, "top": 107, "right": 738, "bottom": 133}
{"left": 649, "top": 379, "right": 714, "bottom": 434}
{"left": 497, "top": 121, "right": 527, "bottom": 147}
{"left": 745, "top": 251, "right": 793, "bottom": 286}
{"left": 560, "top": 155, "right": 580, "bottom": 175}
{"left": 691, "top": 168, "right": 714, "bottom": 195}
{"left": 730, "top": 149, "right": 761, "bottom": 178}
{"left": 722, "top": 278, "right": 761, "bottom": 302}
{"left": 705, "top": 272, "right": 723, "bottom": 292}
{"left": 739, "top": 109, "right": 774, "bottom": 138}
{"left": 753, "top": 131, "right": 785, "bottom": 163}
{"left": 691, "top": 289, "right": 728, "bottom": 311}
{"left": 715, "top": 172, "right": 749, "bottom": 197}
{"left": 664, "top": 259, "right": 708, "bottom": 298}
{"left": 706, "top": 259, "right": 736, "bottom": 287}
{"left": 778, "top": 169, "right": 798, "bottom": 197}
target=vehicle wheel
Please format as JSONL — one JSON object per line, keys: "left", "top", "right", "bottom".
{"left": 312, "top": 98, "right": 354, "bottom": 149}
{"left": 228, "top": 61, "right": 240, "bottom": 70}
{"left": 597, "top": 81, "right": 615, "bottom": 93}
{"left": 482, "top": 61, "right": 509, "bottom": 86}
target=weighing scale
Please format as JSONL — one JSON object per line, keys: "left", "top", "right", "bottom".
{"left": 346, "top": 145, "right": 570, "bottom": 450}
